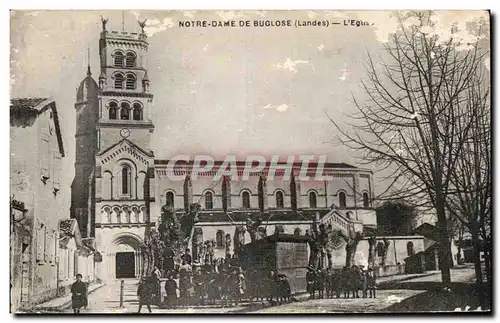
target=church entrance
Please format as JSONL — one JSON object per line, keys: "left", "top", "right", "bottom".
{"left": 115, "top": 252, "right": 135, "bottom": 278}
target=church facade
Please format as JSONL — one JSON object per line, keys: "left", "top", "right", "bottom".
{"left": 72, "top": 22, "right": 424, "bottom": 282}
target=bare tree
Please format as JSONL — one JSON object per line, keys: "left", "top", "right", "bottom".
{"left": 330, "top": 11, "right": 487, "bottom": 283}
{"left": 445, "top": 67, "right": 491, "bottom": 282}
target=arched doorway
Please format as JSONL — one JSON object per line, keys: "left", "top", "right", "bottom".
{"left": 107, "top": 233, "right": 144, "bottom": 280}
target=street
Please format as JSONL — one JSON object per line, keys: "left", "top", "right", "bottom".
{"left": 53, "top": 265, "right": 483, "bottom": 314}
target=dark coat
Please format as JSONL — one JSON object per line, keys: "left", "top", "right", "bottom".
{"left": 137, "top": 281, "right": 153, "bottom": 305}
{"left": 71, "top": 281, "right": 88, "bottom": 309}
{"left": 165, "top": 279, "right": 178, "bottom": 306}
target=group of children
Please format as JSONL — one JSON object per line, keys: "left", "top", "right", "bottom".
{"left": 306, "top": 265, "right": 377, "bottom": 300}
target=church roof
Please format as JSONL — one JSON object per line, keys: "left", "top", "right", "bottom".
{"left": 76, "top": 65, "right": 98, "bottom": 103}
{"left": 10, "top": 97, "right": 65, "bottom": 157}
{"left": 181, "top": 208, "right": 330, "bottom": 223}
{"left": 154, "top": 160, "right": 358, "bottom": 169}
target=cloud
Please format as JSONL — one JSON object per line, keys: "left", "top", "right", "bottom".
{"left": 182, "top": 11, "right": 196, "bottom": 19}
{"left": 130, "top": 11, "right": 141, "bottom": 20}
{"left": 325, "top": 11, "right": 350, "bottom": 19}
{"left": 202, "top": 44, "right": 209, "bottom": 52}
{"left": 307, "top": 11, "right": 319, "bottom": 19}
{"left": 25, "top": 11, "right": 39, "bottom": 17}
{"left": 143, "top": 17, "right": 175, "bottom": 37}
{"left": 276, "top": 104, "right": 289, "bottom": 112}
{"left": 262, "top": 104, "right": 291, "bottom": 112}
{"left": 215, "top": 11, "right": 244, "bottom": 20}
{"left": 215, "top": 10, "right": 267, "bottom": 20}
{"left": 273, "top": 58, "right": 309, "bottom": 73}
{"left": 365, "top": 10, "right": 489, "bottom": 48}
{"left": 317, "top": 44, "right": 325, "bottom": 51}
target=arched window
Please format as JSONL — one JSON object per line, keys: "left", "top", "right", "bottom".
{"left": 126, "top": 74, "right": 136, "bottom": 90}
{"left": 216, "top": 230, "right": 225, "bottom": 248}
{"left": 242, "top": 191, "right": 250, "bottom": 209}
{"left": 132, "top": 103, "right": 143, "bottom": 120}
{"left": 166, "top": 192, "right": 174, "bottom": 208}
{"left": 309, "top": 191, "right": 317, "bottom": 208}
{"left": 276, "top": 191, "right": 284, "bottom": 209}
{"left": 204, "top": 192, "right": 213, "bottom": 210}
{"left": 125, "top": 52, "right": 136, "bottom": 68}
{"left": 120, "top": 102, "right": 130, "bottom": 120}
{"left": 109, "top": 102, "right": 118, "bottom": 119}
{"left": 407, "top": 242, "right": 415, "bottom": 256}
{"left": 114, "top": 51, "right": 124, "bottom": 67}
{"left": 121, "top": 166, "right": 130, "bottom": 195}
{"left": 114, "top": 73, "right": 124, "bottom": 89}
{"left": 363, "top": 192, "right": 369, "bottom": 209}
{"left": 339, "top": 192, "right": 346, "bottom": 209}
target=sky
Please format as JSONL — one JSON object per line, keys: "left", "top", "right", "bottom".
{"left": 9, "top": 10, "right": 490, "bottom": 215}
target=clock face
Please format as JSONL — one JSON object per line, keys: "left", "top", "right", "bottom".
{"left": 120, "top": 128, "right": 130, "bottom": 138}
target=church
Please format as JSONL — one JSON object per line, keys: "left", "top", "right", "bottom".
{"left": 71, "top": 20, "right": 424, "bottom": 282}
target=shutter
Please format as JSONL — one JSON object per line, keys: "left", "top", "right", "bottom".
{"left": 52, "top": 153, "right": 61, "bottom": 190}
{"left": 40, "top": 134, "right": 50, "bottom": 179}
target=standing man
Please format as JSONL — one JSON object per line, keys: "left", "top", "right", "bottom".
{"left": 71, "top": 274, "right": 88, "bottom": 314}
{"left": 137, "top": 277, "right": 153, "bottom": 313}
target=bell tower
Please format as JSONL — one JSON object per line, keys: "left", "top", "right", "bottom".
{"left": 96, "top": 17, "right": 154, "bottom": 152}
{"left": 71, "top": 58, "right": 99, "bottom": 238}
{"left": 93, "top": 17, "right": 156, "bottom": 281}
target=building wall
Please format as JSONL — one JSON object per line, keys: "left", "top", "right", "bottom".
{"left": 10, "top": 104, "right": 70, "bottom": 308}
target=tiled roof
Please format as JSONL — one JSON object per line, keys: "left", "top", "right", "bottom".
{"left": 155, "top": 159, "right": 357, "bottom": 169}
{"left": 11, "top": 97, "right": 48, "bottom": 111}
{"left": 10, "top": 97, "right": 65, "bottom": 157}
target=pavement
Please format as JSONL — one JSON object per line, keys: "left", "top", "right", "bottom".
{"left": 31, "top": 283, "right": 106, "bottom": 312}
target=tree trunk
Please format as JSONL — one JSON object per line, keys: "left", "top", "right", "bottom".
{"left": 435, "top": 198, "right": 452, "bottom": 284}
{"left": 367, "top": 237, "right": 376, "bottom": 268}
{"left": 471, "top": 228, "right": 483, "bottom": 283}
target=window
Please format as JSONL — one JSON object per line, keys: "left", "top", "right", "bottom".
{"left": 276, "top": 191, "right": 284, "bottom": 209}
{"left": 407, "top": 242, "right": 415, "bottom": 256}
{"left": 363, "top": 192, "right": 369, "bottom": 208}
{"left": 376, "top": 242, "right": 384, "bottom": 257}
{"left": 133, "top": 103, "right": 143, "bottom": 120}
{"left": 109, "top": 102, "right": 118, "bottom": 119}
{"left": 204, "top": 192, "right": 213, "bottom": 209}
{"left": 166, "top": 191, "right": 174, "bottom": 208}
{"left": 216, "top": 230, "right": 225, "bottom": 248}
{"left": 120, "top": 102, "right": 130, "bottom": 120}
{"left": 242, "top": 191, "right": 250, "bottom": 209}
{"left": 339, "top": 192, "right": 346, "bottom": 208}
{"left": 125, "top": 52, "right": 136, "bottom": 68}
{"left": 294, "top": 227, "right": 302, "bottom": 236}
{"left": 126, "top": 74, "right": 136, "bottom": 90}
{"left": 121, "top": 166, "right": 130, "bottom": 195}
{"left": 114, "top": 73, "right": 124, "bottom": 89}
{"left": 114, "top": 51, "right": 124, "bottom": 67}
{"left": 309, "top": 191, "right": 317, "bottom": 208}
